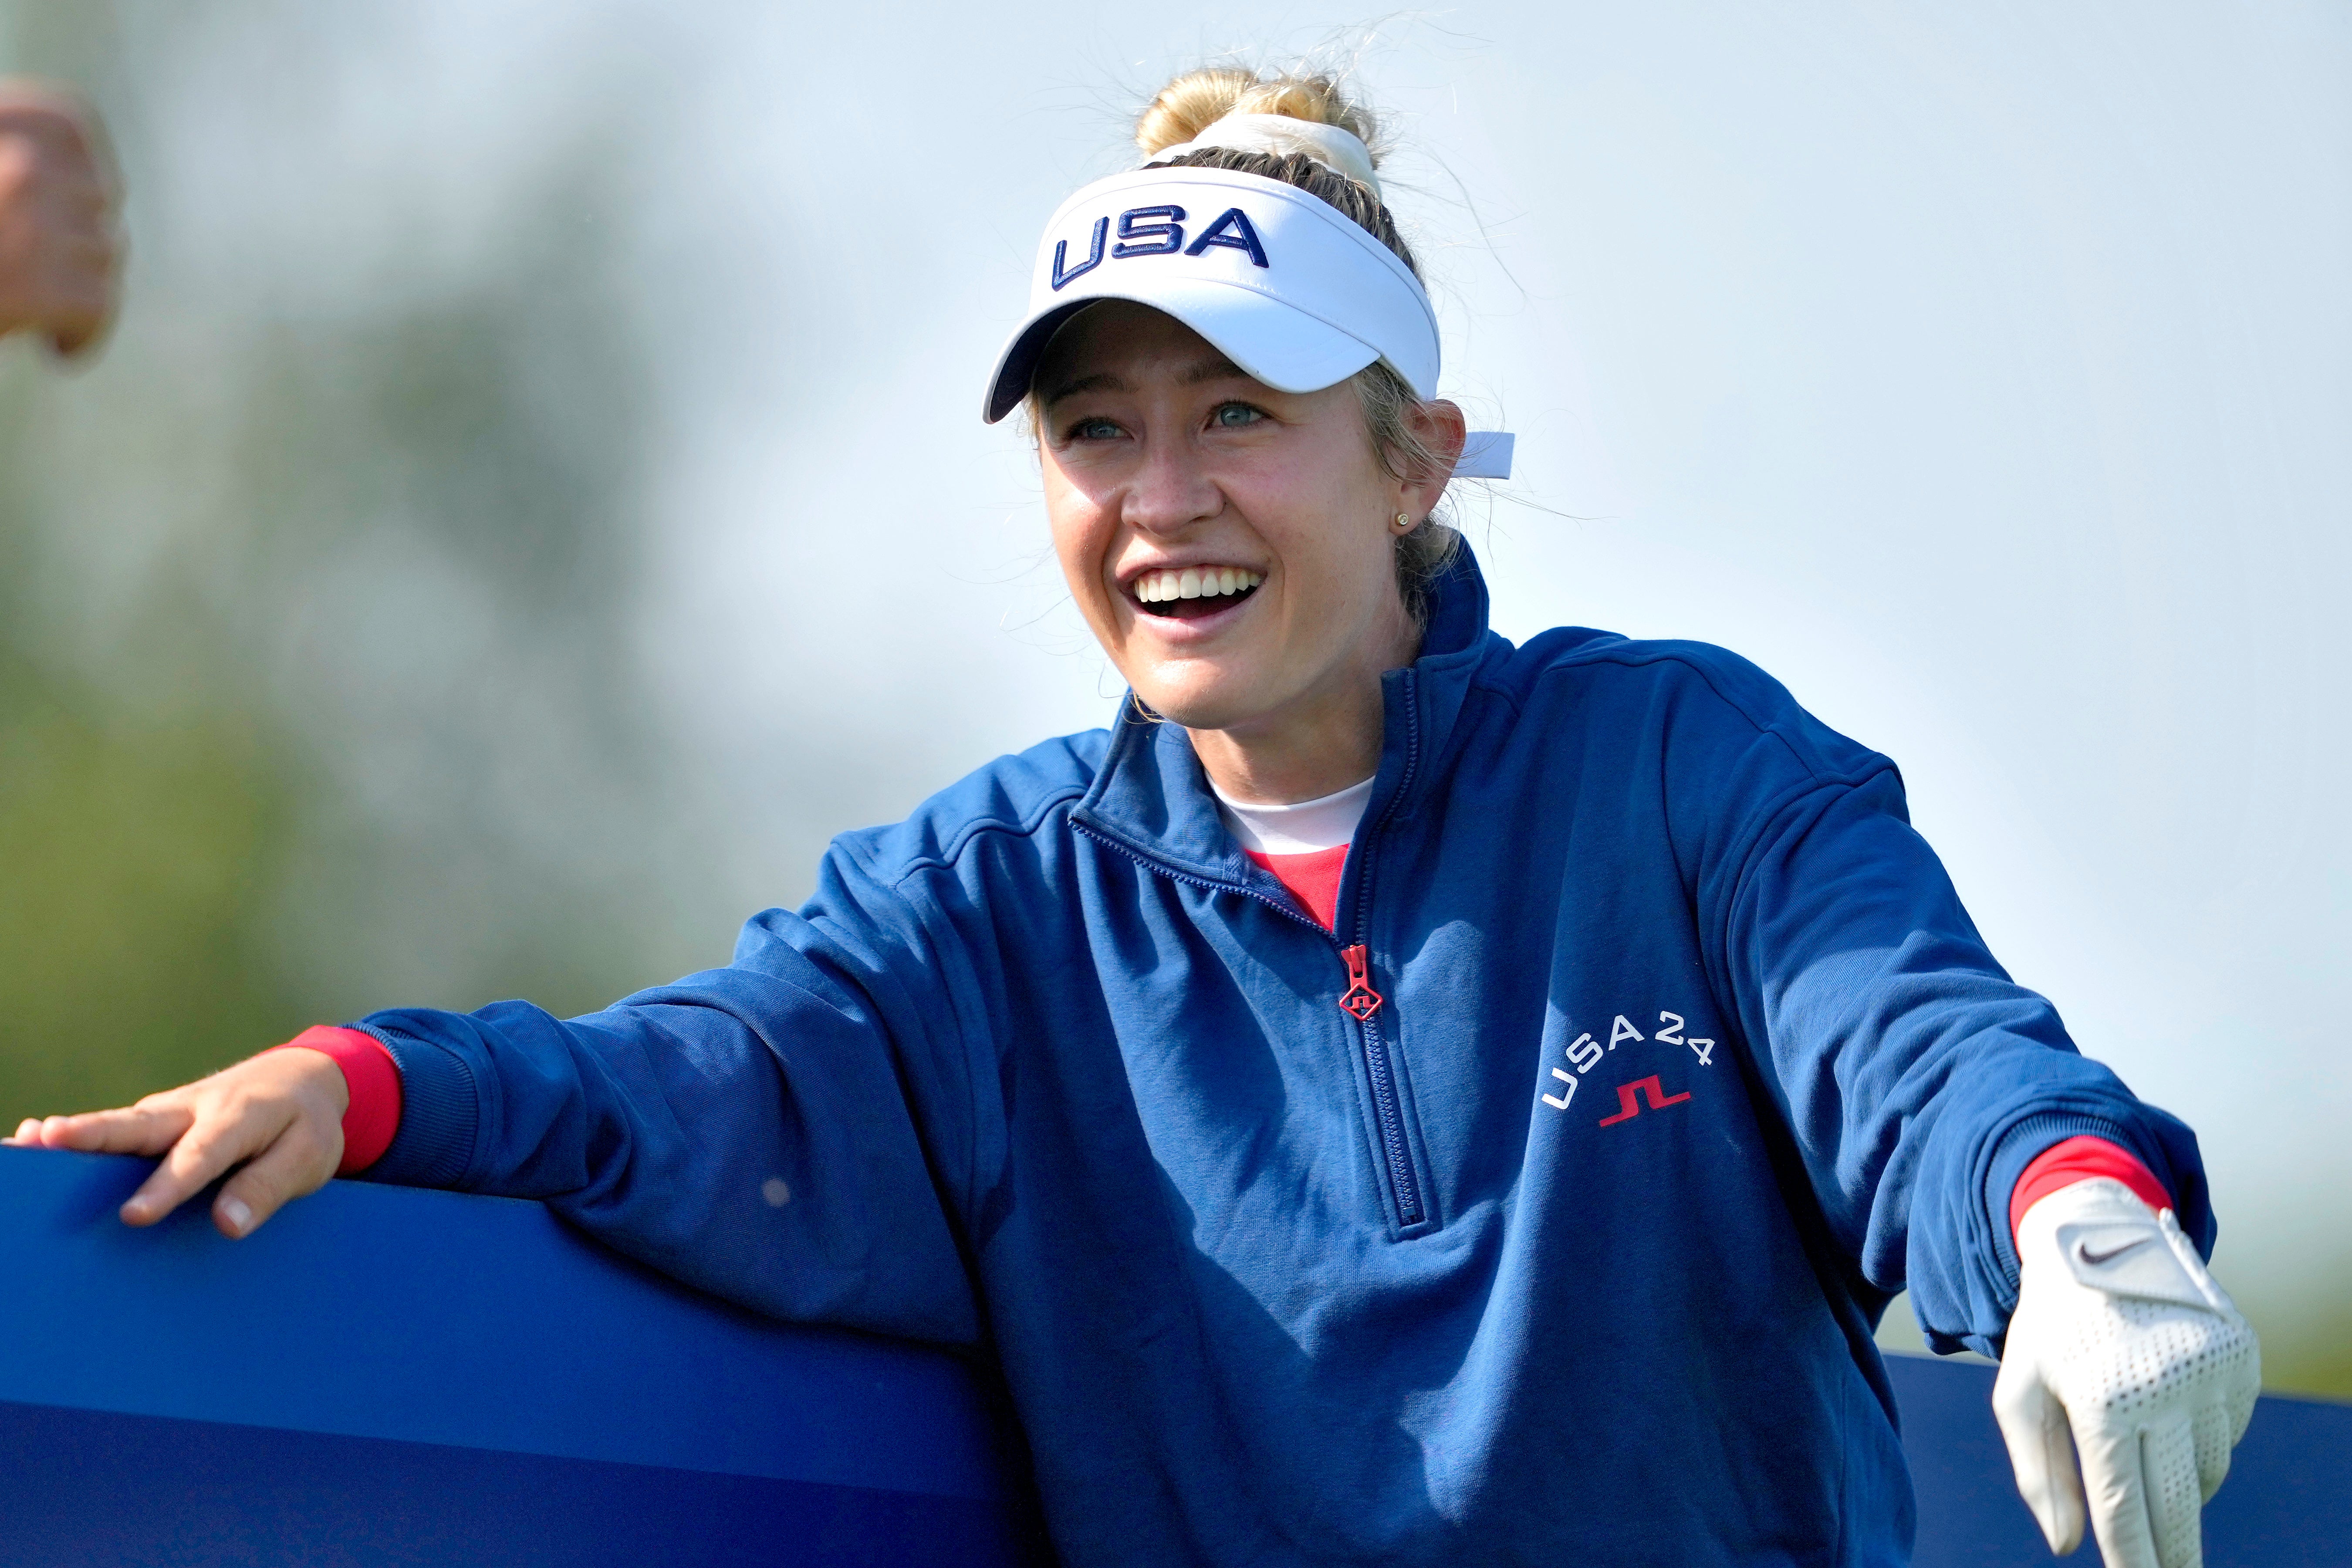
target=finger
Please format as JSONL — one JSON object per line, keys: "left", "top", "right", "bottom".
{"left": 38, "top": 175, "right": 111, "bottom": 223}
{"left": 41, "top": 245, "right": 119, "bottom": 358}
{"left": 212, "top": 1119, "right": 340, "bottom": 1239}
{"left": 2190, "top": 1402, "right": 2232, "bottom": 1504}
{"left": 2224, "top": 1345, "right": 2260, "bottom": 1447}
{"left": 119, "top": 1108, "right": 280, "bottom": 1227}
{"left": 34, "top": 1103, "right": 194, "bottom": 1155}
{"left": 34, "top": 226, "right": 115, "bottom": 277}
{"left": 46, "top": 308, "right": 106, "bottom": 358}
{"left": 1993, "top": 1358, "right": 2086, "bottom": 1554}
{"left": 2077, "top": 1425, "right": 2161, "bottom": 1568}
{"left": 0, "top": 96, "right": 98, "bottom": 175}
{"left": 2140, "top": 1417, "right": 2203, "bottom": 1568}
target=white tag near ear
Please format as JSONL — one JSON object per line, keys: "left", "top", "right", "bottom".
{"left": 1453, "top": 431, "right": 1513, "bottom": 480}
{"left": 2055, "top": 1220, "right": 2215, "bottom": 1311}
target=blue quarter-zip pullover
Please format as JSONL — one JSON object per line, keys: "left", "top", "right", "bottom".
{"left": 358, "top": 547, "right": 2210, "bottom": 1566}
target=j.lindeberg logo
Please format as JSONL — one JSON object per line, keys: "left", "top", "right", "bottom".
{"left": 1051, "top": 205, "right": 1271, "bottom": 289}
{"left": 1595, "top": 1075, "right": 1691, "bottom": 1127}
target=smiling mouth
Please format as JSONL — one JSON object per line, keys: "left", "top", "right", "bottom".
{"left": 1129, "top": 566, "right": 1263, "bottom": 619}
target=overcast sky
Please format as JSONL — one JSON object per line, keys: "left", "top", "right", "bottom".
{"left": 22, "top": 1, "right": 2349, "bottom": 1353}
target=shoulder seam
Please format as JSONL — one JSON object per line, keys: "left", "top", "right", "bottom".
{"left": 1522, "top": 642, "right": 1887, "bottom": 785}
{"left": 1465, "top": 676, "right": 1524, "bottom": 718}
{"left": 862, "top": 783, "right": 1091, "bottom": 890}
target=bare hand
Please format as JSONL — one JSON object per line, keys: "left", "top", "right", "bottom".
{"left": 7, "top": 1049, "right": 349, "bottom": 1238}
{"left": 0, "top": 79, "right": 121, "bottom": 357}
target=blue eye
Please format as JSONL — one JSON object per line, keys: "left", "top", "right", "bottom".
{"left": 1067, "top": 417, "right": 1122, "bottom": 441}
{"left": 1212, "top": 402, "right": 1266, "bottom": 429}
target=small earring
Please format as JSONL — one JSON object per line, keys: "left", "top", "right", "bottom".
{"left": 1394, "top": 512, "right": 1413, "bottom": 532}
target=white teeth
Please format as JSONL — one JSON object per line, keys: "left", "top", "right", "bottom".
{"left": 1131, "top": 567, "right": 1262, "bottom": 604}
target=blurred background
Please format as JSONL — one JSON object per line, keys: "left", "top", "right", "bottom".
{"left": 1, "top": 3, "right": 2344, "bottom": 1392}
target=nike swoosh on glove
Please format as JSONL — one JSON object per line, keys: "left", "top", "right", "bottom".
{"left": 1993, "top": 1177, "right": 2260, "bottom": 1568}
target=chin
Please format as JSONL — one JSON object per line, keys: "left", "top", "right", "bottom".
{"left": 1128, "top": 674, "right": 1271, "bottom": 733}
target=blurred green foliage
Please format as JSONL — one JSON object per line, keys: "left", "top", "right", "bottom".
{"left": 0, "top": 644, "right": 301, "bottom": 1109}
{"left": 0, "top": 5, "right": 719, "bottom": 1122}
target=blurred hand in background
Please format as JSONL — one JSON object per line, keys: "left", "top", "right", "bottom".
{"left": 0, "top": 79, "right": 119, "bottom": 358}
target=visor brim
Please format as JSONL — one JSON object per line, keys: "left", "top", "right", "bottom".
{"left": 983, "top": 279, "right": 1385, "bottom": 423}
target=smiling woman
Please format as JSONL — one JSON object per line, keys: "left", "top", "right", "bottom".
{"left": 1032, "top": 299, "right": 1456, "bottom": 802}
{"left": 11, "top": 62, "right": 2257, "bottom": 1568}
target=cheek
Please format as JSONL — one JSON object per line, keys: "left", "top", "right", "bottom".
{"left": 1041, "top": 468, "right": 1119, "bottom": 612}
{"left": 1229, "top": 429, "right": 1388, "bottom": 582}
{"left": 1243, "top": 484, "right": 1386, "bottom": 612}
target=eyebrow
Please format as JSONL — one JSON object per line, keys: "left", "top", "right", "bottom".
{"left": 1040, "top": 355, "right": 1253, "bottom": 407}
{"left": 1041, "top": 371, "right": 1123, "bottom": 406}
{"left": 1180, "top": 354, "right": 1249, "bottom": 386}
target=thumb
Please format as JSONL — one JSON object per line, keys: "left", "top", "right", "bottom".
{"left": 1994, "top": 1355, "right": 2088, "bottom": 1555}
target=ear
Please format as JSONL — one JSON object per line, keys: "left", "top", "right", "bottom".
{"left": 1399, "top": 400, "right": 1468, "bottom": 520}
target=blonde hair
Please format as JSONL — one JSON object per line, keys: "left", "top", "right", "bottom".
{"left": 1135, "top": 69, "right": 1381, "bottom": 164}
{"left": 1129, "top": 68, "right": 1463, "bottom": 620}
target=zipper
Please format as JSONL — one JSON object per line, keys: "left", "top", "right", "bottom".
{"left": 1339, "top": 941, "right": 1423, "bottom": 1227}
{"left": 1338, "top": 943, "right": 1383, "bottom": 1021}
{"left": 1336, "top": 669, "right": 1427, "bottom": 1230}
{"left": 1072, "top": 670, "right": 1434, "bottom": 1233}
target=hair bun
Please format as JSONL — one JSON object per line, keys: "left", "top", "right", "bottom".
{"left": 1135, "top": 68, "right": 1379, "bottom": 165}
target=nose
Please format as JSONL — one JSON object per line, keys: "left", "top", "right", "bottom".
{"left": 1121, "top": 432, "right": 1222, "bottom": 538}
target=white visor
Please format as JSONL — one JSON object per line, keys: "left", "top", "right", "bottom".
{"left": 982, "top": 166, "right": 1511, "bottom": 478}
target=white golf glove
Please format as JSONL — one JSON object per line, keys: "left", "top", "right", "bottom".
{"left": 1992, "top": 1178, "right": 2259, "bottom": 1568}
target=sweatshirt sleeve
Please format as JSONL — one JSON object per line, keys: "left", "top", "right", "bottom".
{"left": 1681, "top": 681, "right": 2212, "bottom": 1359}
{"left": 349, "top": 846, "right": 984, "bottom": 1348}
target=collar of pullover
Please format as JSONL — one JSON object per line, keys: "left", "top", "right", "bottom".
{"left": 1073, "top": 544, "right": 1495, "bottom": 889}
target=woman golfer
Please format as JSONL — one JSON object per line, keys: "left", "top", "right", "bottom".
{"left": 14, "top": 69, "right": 2256, "bottom": 1568}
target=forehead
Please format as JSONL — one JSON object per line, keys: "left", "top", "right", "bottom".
{"left": 1033, "top": 302, "right": 1254, "bottom": 401}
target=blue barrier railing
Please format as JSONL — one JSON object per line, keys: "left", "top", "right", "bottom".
{"left": 2, "top": 1144, "right": 2343, "bottom": 1565}
{"left": 0, "top": 1146, "right": 1041, "bottom": 1566}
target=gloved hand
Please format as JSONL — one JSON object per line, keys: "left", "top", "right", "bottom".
{"left": 1993, "top": 1178, "right": 2259, "bottom": 1568}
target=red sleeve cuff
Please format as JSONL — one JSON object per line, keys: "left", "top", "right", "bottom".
{"left": 2010, "top": 1135, "right": 2172, "bottom": 1240}
{"left": 268, "top": 1025, "right": 403, "bottom": 1174}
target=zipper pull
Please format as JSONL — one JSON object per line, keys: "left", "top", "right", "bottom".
{"left": 1338, "top": 943, "right": 1384, "bottom": 1022}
